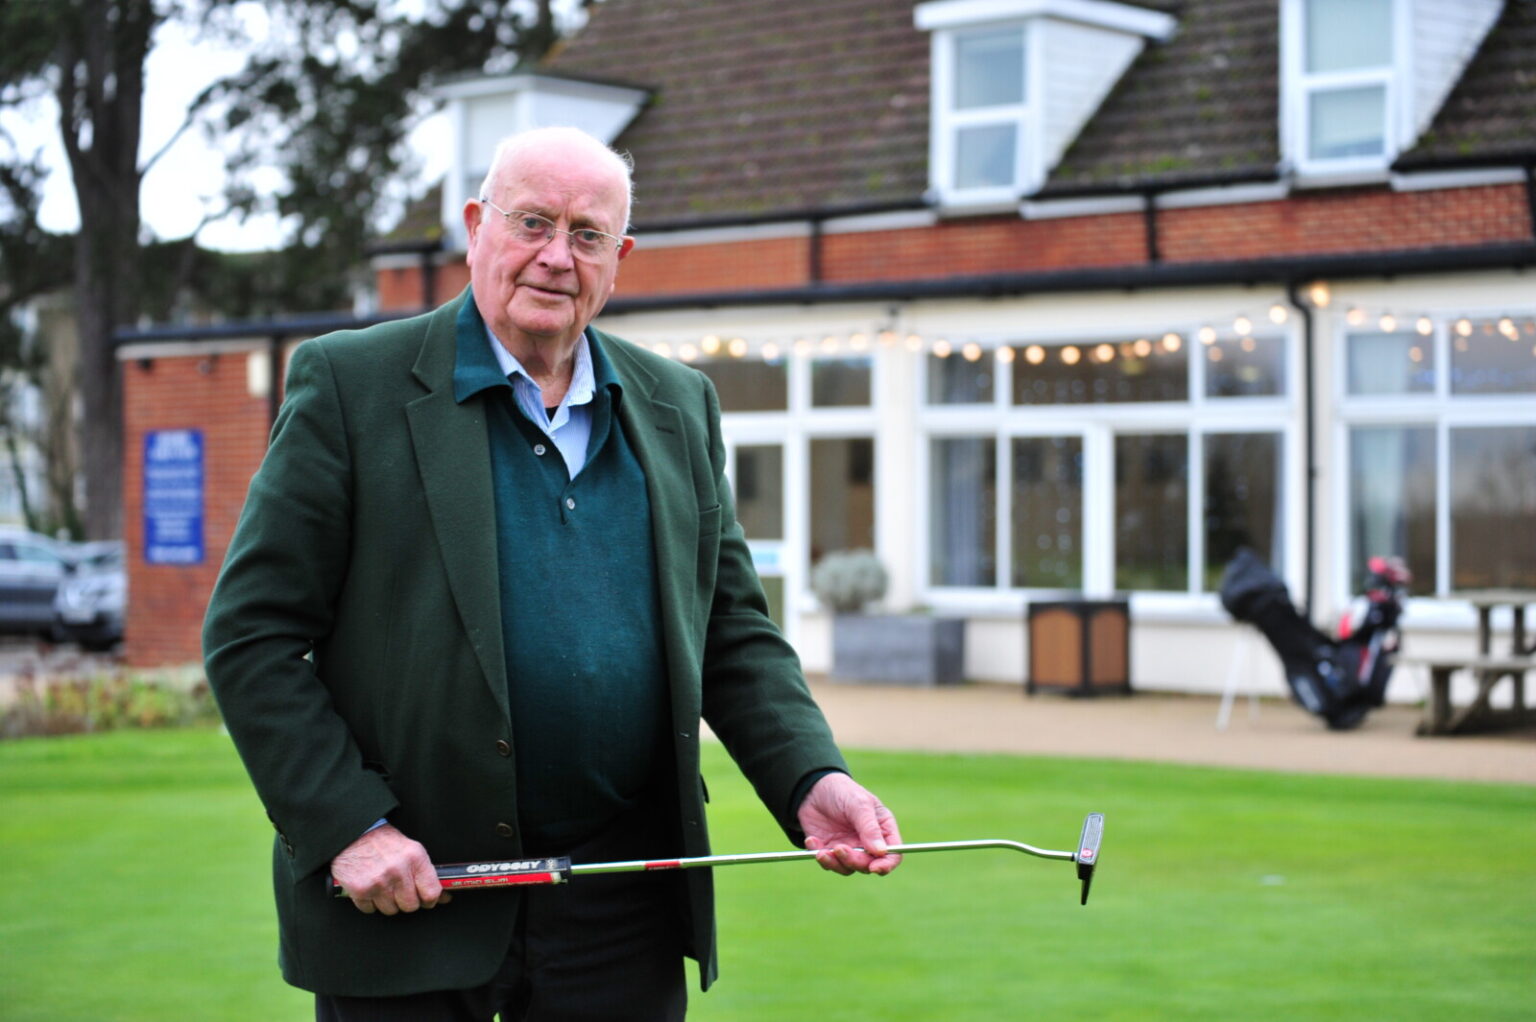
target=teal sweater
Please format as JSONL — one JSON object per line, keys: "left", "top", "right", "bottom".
{"left": 453, "top": 297, "right": 669, "bottom": 851}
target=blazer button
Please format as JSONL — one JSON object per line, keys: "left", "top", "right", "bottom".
{"left": 496, "top": 822, "right": 515, "bottom": 839}
{"left": 495, "top": 740, "right": 512, "bottom": 757}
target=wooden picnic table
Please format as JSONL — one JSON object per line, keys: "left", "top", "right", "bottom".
{"left": 1403, "top": 589, "right": 1536, "bottom": 735}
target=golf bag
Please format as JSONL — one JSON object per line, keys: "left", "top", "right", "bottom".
{"left": 1219, "top": 548, "right": 1409, "bottom": 730}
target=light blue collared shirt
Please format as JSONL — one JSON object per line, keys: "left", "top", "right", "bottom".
{"left": 484, "top": 324, "right": 596, "bottom": 479}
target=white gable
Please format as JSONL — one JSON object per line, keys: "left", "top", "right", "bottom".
{"left": 1409, "top": 0, "right": 1503, "bottom": 141}
{"left": 433, "top": 73, "right": 649, "bottom": 247}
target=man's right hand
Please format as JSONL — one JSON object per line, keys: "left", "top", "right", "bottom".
{"left": 330, "top": 824, "right": 449, "bottom": 915}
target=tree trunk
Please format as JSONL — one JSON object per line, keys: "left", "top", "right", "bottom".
{"left": 55, "top": 0, "right": 155, "bottom": 539}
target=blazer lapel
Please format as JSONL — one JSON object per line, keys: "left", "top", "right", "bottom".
{"left": 406, "top": 295, "right": 510, "bottom": 718}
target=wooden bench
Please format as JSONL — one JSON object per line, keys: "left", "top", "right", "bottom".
{"left": 1398, "top": 655, "right": 1536, "bottom": 735}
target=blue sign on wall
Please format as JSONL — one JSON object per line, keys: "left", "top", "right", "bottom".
{"left": 144, "top": 429, "right": 204, "bottom": 565}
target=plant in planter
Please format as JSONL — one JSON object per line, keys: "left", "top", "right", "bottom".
{"left": 811, "top": 549, "right": 964, "bottom": 686}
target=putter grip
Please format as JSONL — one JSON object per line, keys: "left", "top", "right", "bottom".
{"left": 329, "top": 856, "right": 573, "bottom": 898}
{"left": 1075, "top": 813, "right": 1104, "bottom": 906}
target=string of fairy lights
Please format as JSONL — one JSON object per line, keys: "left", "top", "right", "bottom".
{"left": 638, "top": 284, "right": 1536, "bottom": 366}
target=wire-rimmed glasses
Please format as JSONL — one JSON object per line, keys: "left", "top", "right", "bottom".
{"left": 478, "top": 197, "right": 624, "bottom": 260}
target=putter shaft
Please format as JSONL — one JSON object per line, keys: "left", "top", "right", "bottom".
{"left": 570, "top": 838, "right": 1074, "bottom": 876}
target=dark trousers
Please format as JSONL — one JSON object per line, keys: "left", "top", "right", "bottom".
{"left": 314, "top": 870, "right": 687, "bottom": 1021}
{"left": 316, "top": 796, "right": 689, "bottom": 1022}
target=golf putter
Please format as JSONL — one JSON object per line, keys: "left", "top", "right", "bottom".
{"left": 332, "top": 812, "right": 1105, "bottom": 905}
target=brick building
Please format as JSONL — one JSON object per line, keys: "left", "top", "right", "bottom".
{"left": 122, "top": 0, "right": 1536, "bottom": 700}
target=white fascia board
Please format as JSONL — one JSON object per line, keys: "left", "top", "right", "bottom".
{"left": 634, "top": 221, "right": 811, "bottom": 250}
{"left": 1021, "top": 194, "right": 1143, "bottom": 219}
{"left": 117, "top": 339, "right": 268, "bottom": 361}
{"left": 915, "top": 0, "right": 1176, "bottom": 41}
{"left": 821, "top": 209, "right": 940, "bottom": 234}
{"left": 433, "top": 72, "right": 648, "bottom": 109}
{"left": 1390, "top": 167, "right": 1527, "bottom": 192}
{"left": 1021, "top": 181, "right": 1289, "bottom": 219}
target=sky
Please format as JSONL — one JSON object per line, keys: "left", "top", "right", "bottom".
{"left": 2, "top": 8, "right": 452, "bottom": 253}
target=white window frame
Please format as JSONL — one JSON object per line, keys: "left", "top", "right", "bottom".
{"left": 1333, "top": 310, "right": 1536, "bottom": 603}
{"left": 929, "top": 21, "right": 1036, "bottom": 209}
{"left": 716, "top": 352, "right": 882, "bottom": 638}
{"left": 1282, "top": 0, "right": 1412, "bottom": 183}
{"left": 916, "top": 326, "right": 1298, "bottom": 615}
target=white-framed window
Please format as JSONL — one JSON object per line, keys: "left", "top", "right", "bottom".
{"left": 1338, "top": 313, "right": 1536, "bottom": 596}
{"left": 919, "top": 328, "right": 1294, "bottom": 600}
{"left": 1283, "top": 0, "right": 1406, "bottom": 179}
{"left": 702, "top": 349, "right": 880, "bottom": 635}
{"left": 929, "top": 22, "right": 1031, "bottom": 207}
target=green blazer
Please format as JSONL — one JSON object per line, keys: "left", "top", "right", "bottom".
{"left": 203, "top": 289, "right": 847, "bottom": 996}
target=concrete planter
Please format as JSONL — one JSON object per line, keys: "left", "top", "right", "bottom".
{"left": 830, "top": 614, "right": 965, "bottom": 686}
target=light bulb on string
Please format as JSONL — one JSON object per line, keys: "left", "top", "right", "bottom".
{"left": 1268, "top": 304, "right": 1288, "bottom": 324}
{"left": 1499, "top": 317, "right": 1518, "bottom": 340}
{"left": 653, "top": 342, "right": 673, "bottom": 358}
{"left": 904, "top": 333, "right": 923, "bottom": 352}
{"left": 1455, "top": 318, "right": 1473, "bottom": 338}
{"left": 849, "top": 332, "right": 869, "bottom": 351}
{"left": 728, "top": 337, "right": 749, "bottom": 358}
{"left": 1025, "top": 345, "right": 1046, "bottom": 365}
{"left": 1161, "top": 332, "right": 1182, "bottom": 353}
{"left": 1093, "top": 343, "right": 1115, "bottom": 363}
{"left": 1378, "top": 314, "right": 1396, "bottom": 333}
{"left": 1132, "top": 338, "right": 1152, "bottom": 358}
{"left": 1307, "top": 282, "right": 1331, "bottom": 308}
{"left": 877, "top": 330, "right": 898, "bottom": 347}
{"left": 961, "top": 342, "right": 983, "bottom": 362}
{"left": 1198, "top": 326, "right": 1217, "bottom": 345}
{"left": 1233, "top": 315, "right": 1253, "bottom": 336}
{"left": 793, "top": 337, "right": 813, "bottom": 357}
{"left": 1416, "top": 317, "right": 1433, "bottom": 336}
{"left": 760, "top": 341, "right": 781, "bottom": 361}
{"left": 1061, "top": 345, "right": 1082, "bottom": 366}
{"left": 678, "top": 344, "right": 699, "bottom": 363}
{"left": 700, "top": 335, "right": 722, "bottom": 356}
{"left": 1346, "top": 307, "right": 1367, "bottom": 327}
{"left": 932, "top": 339, "right": 953, "bottom": 358}
{"left": 995, "top": 346, "right": 1016, "bottom": 364}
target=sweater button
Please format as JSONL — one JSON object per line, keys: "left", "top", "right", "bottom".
{"left": 565, "top": 497, "right": 576, "bottom": 510}
{"left": 495, "top": 740, "right": 511, "bottom": 757}
{"left": 534, "top": 443, "right": 547, "bottom": 456}
{"left": 496, "top": 822, "right": 515, "bottom": 839}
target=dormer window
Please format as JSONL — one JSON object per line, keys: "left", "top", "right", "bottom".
{"left": 916, "top": 0, "right": 1176, "bottom": 211}
{"left": 940, "top": 25, "right": 1030, "bottom": 200}
{"left": 1292, "top": 0, "right": 1396, "bottom": 172}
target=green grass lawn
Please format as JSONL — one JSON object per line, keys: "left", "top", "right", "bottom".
{"left": 2, "top": 728, "right": 1532, "bottom": 1021}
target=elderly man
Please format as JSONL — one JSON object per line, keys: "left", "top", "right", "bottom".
{"left": 203, "top": 125, "right": 901, "bottom": 1021}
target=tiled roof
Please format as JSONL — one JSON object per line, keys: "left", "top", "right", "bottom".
{"left": 1396, "top": 0, "right": 1536, "bottom": 168}
{"left": 544, "top": 0, "right": 932, "bottom": 227}
{"left": 1039, "top": 0, "right": 1281, "bottom": 195}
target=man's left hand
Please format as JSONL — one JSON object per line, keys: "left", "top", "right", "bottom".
{"left": 798, "top": 772, "right": 903, "bottom": 876}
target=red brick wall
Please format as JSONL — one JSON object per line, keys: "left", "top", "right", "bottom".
{"left": 387, "top": 183, "right": 1532, "bottom": 304}
{"left": 122, "top": 347, "right": 271, "bottom": 667}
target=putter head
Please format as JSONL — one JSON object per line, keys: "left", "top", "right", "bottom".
{"left": 1075, "top": 812, "right": 1104, "bottom": 906}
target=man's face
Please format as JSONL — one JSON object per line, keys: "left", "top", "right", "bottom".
{"left": 465, "top": 142, "right": 633, "bottom": 353}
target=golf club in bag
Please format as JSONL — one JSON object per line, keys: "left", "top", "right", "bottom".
{"left": 332, "top": 812, "right": 1105, "bottom": 905}
{"left": 1219, "top": 547, "right": 1409, "bottom": 730}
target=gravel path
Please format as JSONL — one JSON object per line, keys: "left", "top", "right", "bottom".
{"left": 803, "top": 677, "right": 1536, "bottom": 786}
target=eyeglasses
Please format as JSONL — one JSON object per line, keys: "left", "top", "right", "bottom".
{"left": 478, "top": 197, "right": 625, "bottom": 260}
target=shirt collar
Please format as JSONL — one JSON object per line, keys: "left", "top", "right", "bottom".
{"left": 452, "top": 287, "right": 622, "bottom": 405}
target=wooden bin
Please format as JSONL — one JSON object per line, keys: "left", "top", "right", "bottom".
{"left": 1026, "top": 598, "right": 1131, "bottom": 696}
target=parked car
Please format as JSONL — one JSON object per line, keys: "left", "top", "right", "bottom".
{"left": 0, "top": 527, "right": 79, "bottom": 638}
{"left": 53, "top": 540, "right": 125, "bottom": 650}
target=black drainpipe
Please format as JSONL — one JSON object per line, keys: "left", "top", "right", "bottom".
{"left": 808, "top": 215, "right": 824, "bottom": 285}
{"left": 1141, "top": 188, "right": 1161, "bottom": 263}
{"left": 1285, "top": 280, "right": 1317, "bottom": 616}
{"left": 1525, "top": 163, "right": 1536, "bottom": 241}
{"left": 267, "top": 333, "right": 285, "bottom": 430}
